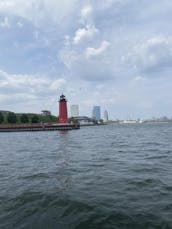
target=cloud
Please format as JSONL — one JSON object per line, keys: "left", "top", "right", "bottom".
{"left": 127, "top": 36, "right": 172, "bottom": 76}
{"left": 1, "top": 0, "right": 172, "bottom": 118}
{"left": 59, "top": 39, "right": 114, "bottom": 82}
{"left": 86, "top": 40, "right": 110, "bottom": 58}
{"left": 80, "top": 4, "right": 93, "bottom": 25}
{"left": 73, "top": 25, "right": 98, "bottom": 44}
{"left": 0, "top": 69, "right": 66, "bottom": 96}
{"left": 81, "top": 5, "right": 92, "bottom": 19}
{"left": 0, "top": 0, "right": 79, "bottom": 28}
{"left": 0, "top": 69, "right": 67, "bottom": 113}
{"left": 49, "top": 79, "right": 66, "bottom": 91}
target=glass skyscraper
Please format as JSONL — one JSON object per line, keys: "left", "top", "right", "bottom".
{"left": 92, "top": 106, "right": 101, "bottom": 120}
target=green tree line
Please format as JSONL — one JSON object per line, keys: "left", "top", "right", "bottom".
{"left": 0, "top": 112, "right": 58, "bottom": 124}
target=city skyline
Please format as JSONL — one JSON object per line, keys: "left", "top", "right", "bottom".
{"left": 1, "top": 104, "right": 172, "bottom": 122}
{"left": 0, "top": 1, "right": 172, "bottom": 119}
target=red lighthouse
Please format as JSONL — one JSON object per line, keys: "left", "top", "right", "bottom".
{"left": 59, "top": 94, "right": 68, "bottom": 123}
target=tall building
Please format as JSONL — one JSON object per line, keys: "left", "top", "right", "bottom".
{"left": 104, "top": 110, "right": 109, "bottom": 122}
{"left": 71, "top": 105, "right": 79, "bottom": 117}
{"left": 92, "top": 106, "right": 101, "bottom": 120}
{"left": 59, "top": 94, "right": 68, "bottom": 123}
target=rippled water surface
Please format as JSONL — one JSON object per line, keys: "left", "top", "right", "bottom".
{"left": 0, "top": 123, "right": 172, "bottom": 229}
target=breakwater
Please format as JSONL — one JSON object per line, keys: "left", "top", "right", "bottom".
{"left": 0, "top": 123, "right": 80, "bottom": 132}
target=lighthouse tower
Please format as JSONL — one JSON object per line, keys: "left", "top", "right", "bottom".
{"left": 59, "top": 94, "right": 68, "bottom": 123}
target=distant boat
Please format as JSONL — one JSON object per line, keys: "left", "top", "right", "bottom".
{"left": 120, "top": 120, "right": 143, "bottom": 124}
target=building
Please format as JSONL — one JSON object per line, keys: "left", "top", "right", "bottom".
{"left": 74, "top": 116, "right": 96, "bottom": 125}
{"left": 103, "top": 110, "right": 109, "bottom": 122}
{"left": 71, "top": 105, "right": 79, "bottom": 117}
{"left": 59, "top": 94, "right": 68, "bottom": 123}
{"left": 92, "top": 106, "right": 101, "bottom": 120}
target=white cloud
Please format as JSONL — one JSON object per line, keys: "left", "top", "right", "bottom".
{"left": 0, "top": 0, "right": 79, "bottom": 28}
{"left": 73, "top": 25, "right": 98, "bottom": 44}
{"left": 59, "top": 38, "right": 114, "bottom": 82}
{"left": 49, "top": 79, "right": 66, "bottom": 91}
{"left": 81, "top": 5, "right": 92, "bottom": 19}
{"left": 0, "top": 69, "right": 66, "bottom": 96}
{"left": 86, "top": 40, "right": 110, "bottom": 58}
{"left": 80, "top": 4, "right": 93, "bottom": 24}
{"left": 128, "top": 36, "right": 172, "bottom": 74}
{"left": 0, "top": 69, "right": 67, "bottom": 113}
{"left": 1, "top": 0, "right": 172, "bottom": 117}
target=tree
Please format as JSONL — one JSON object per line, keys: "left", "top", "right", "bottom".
{"left": 41, "top": 110, "right": 51, "bottom": 116}
{"left": 69, "top": 117, "right": 78, "bottom": 124}
{"left": 0, "top": 112, "right": 4, "bottom": 124}
{"left": 7, "top": 112, "right": 17, "bottom": 123}
{"left": 31, "top": 115, "right": 39, "bottom": 123}
{"left": 20, "top": 114, "right": 29, "bottom": 123}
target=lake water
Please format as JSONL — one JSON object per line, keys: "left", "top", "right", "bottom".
{"left": 0, "top": 123, "right": 172, "bottom": 229}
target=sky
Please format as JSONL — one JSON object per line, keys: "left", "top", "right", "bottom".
{"left": 0, "top": 0, "right": 172, "bottom": 119}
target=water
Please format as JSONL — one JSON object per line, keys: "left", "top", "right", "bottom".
{"left": 0, "top": 123, "right": 172, "bottom": 229}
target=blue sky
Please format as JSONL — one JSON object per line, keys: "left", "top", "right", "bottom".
{"left": 0, "top": 0, "right": 172, "bottom": 119}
